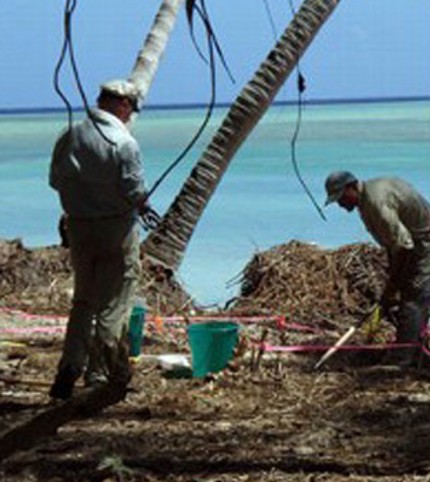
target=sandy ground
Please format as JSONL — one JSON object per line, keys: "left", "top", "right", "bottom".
{"left": 2, "top": 308, "right": 430, "bottom": 482}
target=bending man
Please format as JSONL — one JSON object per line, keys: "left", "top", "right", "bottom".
{"left": 324, "top": 171, "right": 430, "bottom": 367}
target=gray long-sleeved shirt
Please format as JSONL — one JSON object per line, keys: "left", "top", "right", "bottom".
{"left": 358, "top": 177, "right": 430, "bottom": 286}
{"left": 50, "top": 108, "right": 146, "bottom": 219}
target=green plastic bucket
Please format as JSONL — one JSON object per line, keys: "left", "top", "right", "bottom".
{"left": 128, "top": 306, "right": 146, "bottom": 357}
{"left": 187, "top": 321, "right": 239, "bottom": 378}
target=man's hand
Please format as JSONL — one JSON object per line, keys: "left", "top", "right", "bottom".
{"left": 137, "top": 195, "right": 161, "bottom": 231}
{"left": 140, "top": 205, "right": 161, "bottom": 231}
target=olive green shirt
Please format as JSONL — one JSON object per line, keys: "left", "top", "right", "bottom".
{"left": 358, "top": 177, "right": 430, "bottom": 288}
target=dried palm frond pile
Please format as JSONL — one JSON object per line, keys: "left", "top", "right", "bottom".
{"left": 0, "top": 238, "right": 191, "bottom": 315}
{"left": 0, "top": 237, "right": 388, "bottom": 323}
{"left": 0, "top": 239, "right": 72, "bottom": 314}
{"left": 232, "top": 240, "right": 388, "bottom": 327}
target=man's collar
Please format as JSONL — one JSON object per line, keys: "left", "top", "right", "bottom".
{"left": 90, "top": 108, "right": 131, "bottom": 134}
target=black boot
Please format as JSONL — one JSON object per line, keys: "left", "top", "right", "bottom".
{"left": 50, "top": 366, "right": 80, "bottom": 400}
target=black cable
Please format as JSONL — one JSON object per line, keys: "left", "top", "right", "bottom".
{"left": 65, "top": 1, "right": 116, "bottom": 145}
{"left": 53, "top": 0, "right": 76, "bottom": 130}
{"left": 262, "top": 0, "right": 278, "bottom": 40}
{"left": 287, "top": 0, "right": 327, "bottom": 221}
{"left": 200, "top": 0, "right": 235, "bottom": 84}
{"left": 290, "top": 75, "right": 327, "bottom": 221}
{"left": 145, "top": 3, "right": 217, "bottom": 201}
{"left": 54, "top": 0, "right": 115, "bottom": 145}
{"left": 260, "top": 0, "right": 325, "bottom": 221}
{"left": 54, "top": 0, "right": 232, "bottom": 206}
{"left": 145, "top": 0, "right": 236, "bottom": 202}
{"left": 186, "top": 0, "right": 235, "bottom": 84}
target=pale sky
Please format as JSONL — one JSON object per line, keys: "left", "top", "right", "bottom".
{"left": 0, "top": 0, "right": 429, "bottom": 110}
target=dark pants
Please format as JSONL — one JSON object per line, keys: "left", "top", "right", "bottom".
{"left": 394, "top": 277, "right": 430, "bottom": 365}
{"left": 57, "top": 215, "right": 141, "bottom": 384}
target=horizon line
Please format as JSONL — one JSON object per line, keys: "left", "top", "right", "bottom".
{"left": 0, "top": 95, "right": 429, "bottom": 116}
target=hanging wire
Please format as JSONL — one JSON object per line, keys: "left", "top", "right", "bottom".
{"left": 186, "top": 0, "right": 235, "bottom": 84}
{"left": 287, "top": 0, "right": 327, "bottom": 221}
{"left": 65, "top": 3, "right": 115, "bottom": 145}
{"left": 53, "top": 0, "right": 76, "bottom": 130}
{"left": 53, "top": 0, "right": 236, "bottom": 204}
{"left": 144, "top": 0, "right": 235, "bottom": 201}
{"left": 144, "top": 4, "right": 217, "bottom": 200}
{"left": 53, "top": 0, "right": 115, "bottom": 145}
{"left": 262, "top": 0, "right": 278, "bottom": 40}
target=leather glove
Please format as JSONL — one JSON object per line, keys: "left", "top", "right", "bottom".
{"left": 140, "top": 206, "right": 161, "bottom": 231}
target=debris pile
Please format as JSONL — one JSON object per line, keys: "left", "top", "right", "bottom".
{"left": 0, "top": 238, "right": 191, "bottom": 315}
{"left": 1, "top": 237, "right": 388, "bottom": 323}
{"left": 0, "top": 239, "right": 72, "bottom": 314}
{"left": 232, "top": 240, "right": 388, "bottom": 326}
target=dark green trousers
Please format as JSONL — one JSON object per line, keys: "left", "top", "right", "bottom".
{"left": 57, "top": 215, "right": 141, "bottom": 383}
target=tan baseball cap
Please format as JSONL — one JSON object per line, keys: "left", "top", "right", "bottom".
{"left": 100, "top": 79, "right": 140, "bottom": 112}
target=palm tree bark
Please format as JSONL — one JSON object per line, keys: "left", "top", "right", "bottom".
{"left": 143, "top": 0, "right": 342, "bottom": 270}
{"left": 129, "top": 0, "right": 185, "bottom": 101}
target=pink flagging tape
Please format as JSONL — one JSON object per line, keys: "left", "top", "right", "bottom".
{"left": 158, "top": 315, "right": 285, "bottom": 324}
{"left": 0, "top": 307, "right": 330, "bottom": 333}
{"left": 0, "top": 326, "right": 66, "bottom": 335}
{"left": 421, "top": 344, "right": 430, "bottom": 357}
{"left": 0, "top": 307, "right": 279, "bottom": 323}
{"left": 0, "top": 307, "right": 287, "bottom": 327}
{"left": 260, "top": 341, "right": 419, "bottom": 353}
{"left": 0, "top": 307, "right": 67, "bottom": 322}
{"left": 153, "top": 316, "right": 326, "bottom": 334}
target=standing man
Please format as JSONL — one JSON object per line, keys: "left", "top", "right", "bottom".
{"left": 49, "top": 79, "right": 150, "bottom": 399}
{"left": 324, "top": 171, "right": 430, "bottom": 367}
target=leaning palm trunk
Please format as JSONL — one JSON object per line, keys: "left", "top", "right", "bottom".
{"left": 129, "top": 0, "right": 185, "bottom": 101}
{"left": 143, "top": 0, "right": 342, "bottom": 269}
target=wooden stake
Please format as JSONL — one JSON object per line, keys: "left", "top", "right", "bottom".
{"left": 314, "top": 326, "right": 356, "bottom": 370}
{"left": 314, "top": 304, "right": 379, "bottom": 370}
{"left": 253, "top": 328, "right": 268, "bottom": 372}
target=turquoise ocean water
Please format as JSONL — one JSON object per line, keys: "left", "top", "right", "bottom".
{"left": 0, "top": 100, "right": 429, "bottom": 306}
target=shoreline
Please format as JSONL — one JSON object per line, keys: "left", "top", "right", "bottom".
{"left": 1, "top": 95, "right": 429, "bottom": 116}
